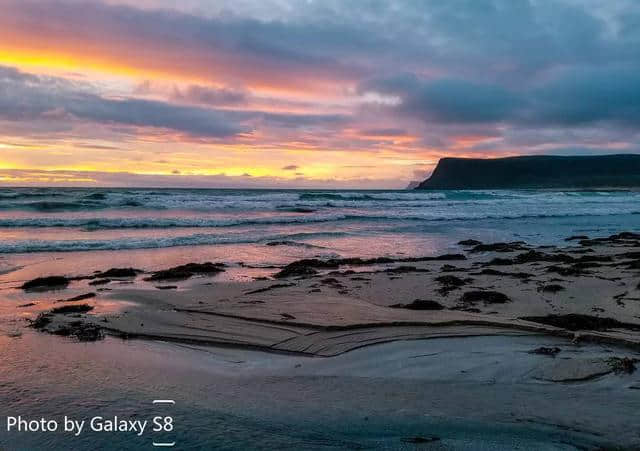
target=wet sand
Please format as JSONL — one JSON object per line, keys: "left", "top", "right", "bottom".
{"left": 9, "top": 231, "right": 640, "bottom": 354}
{"left": 2, "top": 232, "right": 640, "bottom": 448}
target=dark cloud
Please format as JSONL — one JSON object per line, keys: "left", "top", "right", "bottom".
{"left": 529, "top": 66, "right": 640, "bottom": 126}
{"left": 3, "top": 0, "right": 640, "bottom": 168}
{"left": 363, "top": 75, "right": 522, "bottom": 123}
{"left": 281, "top": 165, "right": 298, "bottom": 170}
{"left": 171, "top": 85, "right": 248, "bottom": 106}
{"left": 362, "top": 65, "right": 640, "bottom": 129}
{"left": 360, "top": 128, "right": 407, "bottom": 136}
{"left": 0, "top": 66, "right": 349, "bottom": 138}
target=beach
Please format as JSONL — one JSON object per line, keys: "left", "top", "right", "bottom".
{"left": 1, "top": 188, "right": 640, "bottom": 449}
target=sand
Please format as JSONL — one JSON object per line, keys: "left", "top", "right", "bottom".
{"left": 3, "top": 231, "right": 640, "bottom": 448}
{"left": 12, "top": 231, "right": 640, "bottom": 356}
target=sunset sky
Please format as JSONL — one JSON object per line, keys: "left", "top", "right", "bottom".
{"left": 1, "top": 0, "right": 639, "bottom": 188}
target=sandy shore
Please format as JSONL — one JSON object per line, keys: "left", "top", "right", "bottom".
{"left": 2, "top": 231, "right": 640, "bottom": 448}
{"left": 10, "top": 231, "right": 640, "bottom": 355}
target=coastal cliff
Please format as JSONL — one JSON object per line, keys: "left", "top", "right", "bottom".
{"left": 416, "top": 154, "right": 640, "bottom": 189}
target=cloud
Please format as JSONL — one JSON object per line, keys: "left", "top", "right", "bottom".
{"left": 171, "top": 84, "right": 248, "bottom": 106}
{"left": 281, "top": 165, "right": 298, "bottom": 170}
{"left": 0, "top": 65, "right": 349, "bottom": 139}
{"left": 1, "top": 0, "right": 640, "bottom": 187}
{"left": 0, "top": 168, "right": 401, "bottom": 189}
{"left": 529, "top": 66, "right": 640, "bottom": 126}
{"left": 361, "top": 74, "right": 523, "bottom": 124}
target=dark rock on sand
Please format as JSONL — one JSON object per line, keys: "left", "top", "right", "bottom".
{"left": 274, "top": 254, "right": 467, "bottom": 279}
{"left": 89, "top": 278, "right": 111, "bottom": 286}
{"left": 145, "top": 262, "right": 225, "bottom": 281}
{"left": 441, "top": 264, "right": 464, "bottom": 272}
{"left": 30, "top": 313, "right": 53, "bottom": 329}
{"left": 274, "top": 259, "right": 335, "bottom": 278}
{"left": 95, "top": 268, "right": 142, "bottom": 278}
{"left": 401, "top": 436, "right": 440, "bottom": 444}
{"left": 539, "top": 284, "right": 565, "bottom": 293}
{"left": 435, "top": 275, "right": 473, "bottom": 295}
{"left": 607, "top": 357, "right": 637, "bottom": 374}
{"left": 458, "top": 239, "right": 482, "bottom": 246}
{"left": 470, "top": 242, "right": 528, "bottom": 253}
{"left": 460, "top": 291, "right": 510, "bottom": 305}
{"left": 57, "top": 292, "right": 96, "bottom": 302}
{"left": 391, "top": 299, "right": 445, "bottom": 310}
{"left": 565, "top": 235, "right": 589, "bottom": 241}
{"left": 579, "top": 231, "right": 640, "bottom": 246}
{"left": 484, "top": 257, "right": 516, "bottom": 266}
{"left": 50, "top": 304, "right": 94, "bottom": 314}
{"left": 513, "top": 250, "right": 574, "bottom": 264}
{"left": 53, "top": 321, "right": 103, "bottom": 341}
{"left": 245, "top": 283, "right": 295, "bottom": 294}
{"left": 475, "top": 269, "right": 533, "bottom": 279}
{"left": 546, "top": 265, "right": 590, "bottom": 277}
{"left": 155, "top": 285, "right": 178, "bottom": 290}
{"left": 530, "top": 346, "right": 561, "bottom": 357}
{"left": 22, "top": 276, "right": 70, "bottom": 291}
{"left": 384, "top": 265, "right": 430, "bottom": 274}
{"left": 521, "top": 314, "right": 640, "bottom": 331}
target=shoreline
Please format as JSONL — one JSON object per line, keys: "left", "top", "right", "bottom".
{"left": 10, "top": 230, "right": 640, "bottom": 356}
{"left": 3, "top": 230, "right": 640, "bottom": 448}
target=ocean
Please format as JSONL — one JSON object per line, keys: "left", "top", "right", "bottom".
{"left": 1, "top": 187, "right": 639, "bottom": 293}
{"left": 1, "top": 188, "right": 639, "bottom": 255}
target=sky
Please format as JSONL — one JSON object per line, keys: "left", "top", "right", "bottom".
{"left": 0, "top": 0, "right": 639, "bottom": 188}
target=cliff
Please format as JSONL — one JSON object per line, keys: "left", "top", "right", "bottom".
{"left": 416, "top": 154, "right": 640, "bottom": 189}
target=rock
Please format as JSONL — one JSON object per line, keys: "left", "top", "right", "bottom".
{"left": 273, "top": 259, "right": 330, "bottom": 278}
{"left": 89, "top": 278, "right": 111, "bottom": 286}
{"left": 53, "top": 321, "right": 103, "bottom": 341}
{"left": 521, "top": 314, "right": 640, "bottom": 331}
{"left": 391, "top": 299, "right": 445, "bottom": 310}
{"left": 460, "top": 291, "right": 510, "bottom": 305}
{"left": 384, "top": 265, "right": 429, "bottom": 274}
{"left": 440, "top": 264, "right": 463, "bottom": 272}
{"left": 95, "top": 268, "right": 142, "bottom": 278}
{"left": 458, "top": 239, "right": 482, "bottom": 246}
{"left": 265, "top": 240, "right": 307, "bottom": 246}
{"left": 155, "top": 285, "right": 178, "bottom": 290}
{"left": 50, "top": 304, "right": 94, "bottom": 314}
{"left": 607, "top": 357, "right": 637, "bottom": 374}
{"left": 401, "top": 436, "right": 440, "bottom": 443}
{"left": 57, "top": 292, "right": 96, "bottom": 302}
{"left": 484, "top": 257, "right": 515, "bottom": 266}
{"left": 21, "top": 276, "right": 70, "bottom": 291}
{"left": 30, "top": 313, "right": 53, "bottom": 329}
{"left": 475, "top": 269, "right": 532, "bottom": 279}
{"left": 546, "top": 265, "right": 589, "bottom": 277}
{"left": 17, "top": 302, "right": 36, "bottom": 307}
{"left": 470, "top": 242, "right": 528, "bottom": 253}
{"left": 530, "top": 346, "right": 561, "bottom": 357}
{"left": 565, "top": 235, "right": 589, "bottom": 241}
{"left": 274, "top": 254, "right": 467, "bottom": 279}
{"left": 539, "top": 284, "right": 565, "bottom": 293}
{"left": 513, "top": 250, "right": 574, "bottom": 264}
{"left": 435, "top": 275, "right": 473, "bottom": 295}
{"left": 145, "top": 262, "right": 225, "bottom": 281}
